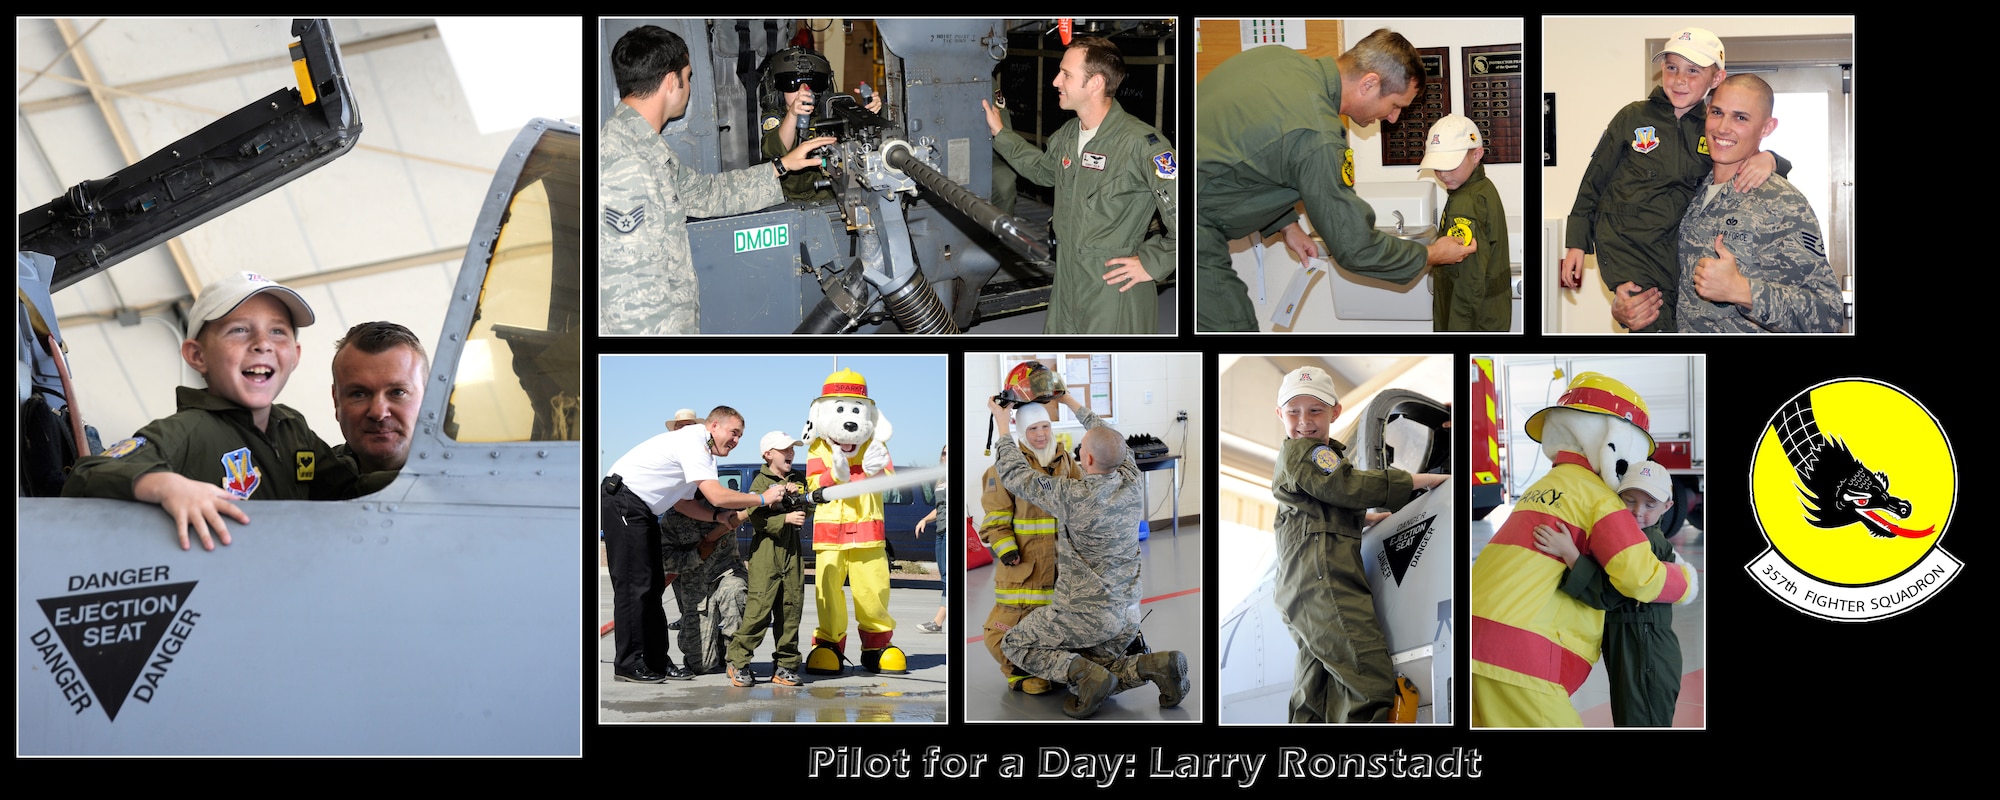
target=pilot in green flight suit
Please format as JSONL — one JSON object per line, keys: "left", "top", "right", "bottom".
{"left": 987, "top": 36, "right": 1177, "bottom": 335}
{"left": 1195, "top": 31, "right": 1474, "bottom": 332}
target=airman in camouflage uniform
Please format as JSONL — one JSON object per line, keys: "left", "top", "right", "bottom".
{"left": 1673, "top": 173, "right": 1840, "bottom": 333}
{"left": 991, "top": 394, "right": 1188, "bottom": 718}
{"left": 1673, "top": 74, "right": 1840, "bottom": 334}
{"left": 601, "top": 25, "right": 817, "bottom": 336}
{"left": 661, "top": 507, "right": 748, "bottom": 675}
{"left": 601, "top": 102, "right": 783, "bottom": 336}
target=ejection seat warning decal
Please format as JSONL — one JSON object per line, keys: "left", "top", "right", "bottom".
{"left": 1376, "top": 514, "right": 1437, "bottom": 586}
{"left": 30, "top": 568, "right": 199, "bottom": 721}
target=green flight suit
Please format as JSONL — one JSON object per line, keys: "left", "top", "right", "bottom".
{"left": 761, "top": 112, "right": 835, "bottom": 203}
{"left": 1433, "top": 164, "right": 1512, "bottom": 331}
{"left": 1270, "top": 437, "right": 1416, "bottom": 723}
{"left": 729, "top": 466, "right": 806, "bottom": 673}
{"left": 1196, "top": 47, "right": 1427, "bottom": 332}
{"left": 1565, "top": 87, "right": 1790, "bottom": 332}
{"left": 330, "top": 443, "right": 399, "bottom": 497}
{"left": 992, "top": 103, "right": 1178, "bottom": 335}
{"left": 1559, "top": 522, "right": 1682, "bottom": 727}
{"left": 65, "top": 386, "right": 356, "bottom": 502}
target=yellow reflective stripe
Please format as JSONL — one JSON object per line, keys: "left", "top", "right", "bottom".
{"left": 994, "top": 588, "right": 1054, "bottom": 605}
{"left": 983, "top": 510, "right": 1015, "bottom": 524}
{"left": 990, "top": 536, "right": 1018, "bottom": 557}
{"left": 1013, "top": 517, "right": 1056, "bottom": 534}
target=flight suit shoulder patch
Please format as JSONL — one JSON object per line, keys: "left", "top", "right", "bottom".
{"left": 762, "top": 114, "right": 781, "bottom": 132}
{"left": 104, "top": 437, "right": 147, "bottom": 458}
{"left": 1341, "top": 149, "right": 1355, "bottom": 187}
{"left": 1153, "top": 150, "right": 1177, "bottom": 179}
{"left": 1310, "top": 444, "right": 1340, "bottom": 474}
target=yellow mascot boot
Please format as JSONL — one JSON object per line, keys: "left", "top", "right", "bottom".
{"left": 862, "top": 645, "right": 908, "bottom": 675}
{"left": 805, "top": 637, "right": 845, "bottom": 675}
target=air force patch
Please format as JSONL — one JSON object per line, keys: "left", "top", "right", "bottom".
{"left": 604, "top": 203, "right": 645, "bottom": 234}
{"left": 1341, "top": 149, "right": 1355, "bottom": 187}
{"left": 1153, "top": 151, "right": 1177, "bottom": 179}
{"left": 1310, "top": 444, "right": 1340, "bottom": 474}
{"left": 220, "top": 448, "right": 262, "bottom": 500}
{"left": 1632, "top": 126, "right": 1659, "bottom": 154}
{"left": 104, "top": 437, "right": 147, "bottom": 458}
{"left": 762, "top": 114, "right": 781, "bottom": 132}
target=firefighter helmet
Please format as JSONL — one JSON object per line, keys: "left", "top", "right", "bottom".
{"left": 1525, "top": 371, "right": 1656, "bottom": 456}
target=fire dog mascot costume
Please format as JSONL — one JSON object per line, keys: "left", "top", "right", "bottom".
{"left": 1469, "top": 372, "right": 1697, "bottom": 727}
{"left": 802, "top": 368, "right": 905, "bottom": 675}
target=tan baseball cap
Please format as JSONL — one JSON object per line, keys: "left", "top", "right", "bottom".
{"left": 1276, "top": 366, "right": 1340, "bottom": 409}
{"left": 759, "top": 430, "right": 804, "bottom": 453}
{"left": 1615, "top": 460, "right": 1672, "bottom": 503}
{"left": 1655, "top": 27, "right": 1724, "bottom": 70}
{"left": 184, "top": 271, "right": 314, "bottom": 340}
{"left": 1420, "top": 114, "right": 1482, "bottom": 171}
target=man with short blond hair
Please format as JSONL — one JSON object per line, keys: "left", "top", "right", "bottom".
{"left": 330, "top": 321, "right": 427, "bottom": 495}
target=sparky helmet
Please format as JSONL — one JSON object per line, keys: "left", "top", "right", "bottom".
{"left": 819, "top": 368, "right": 870, "bottom": 400}
{"left": 1524, "top": 371, "right": 1657, "bottom": 456}
{"left": 759, "top": 46, "right": 833, "bottom": 111}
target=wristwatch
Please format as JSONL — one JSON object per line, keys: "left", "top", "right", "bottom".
{"left": 775, "top": 159, "right": 790, "bottom": 178}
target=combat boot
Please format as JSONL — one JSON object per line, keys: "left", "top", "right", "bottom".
{"left": 1063, "top": 658, "right": 1114, "bottom": 719}
{"left": 1133, "top": 651, "right": 1189, "bottom": 708}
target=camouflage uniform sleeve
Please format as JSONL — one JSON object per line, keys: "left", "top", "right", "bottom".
{"left": 671, "top": 157, "right": 784, "bottom": 220}
{"left": 1271, "top": 437, "right": 1415, "bottom": 512}
{"left": 1565, "top": 105, "right": 1634, "bottom": 253}
{"left": 978, "top": 464, "right": 1019, "bottom": 559}
{"left": 993, "top": 433, "right": 1071, "bottom": 520}
{"left": 1742, "top": 186, "right": 1842, "bottom": 333}
{"left": 1136, "top": 132, "right": 1179, "bottom": 282}
{"left": 1286, "top": 128, "right": 1427, "bottom": 282}
{"left": 992, "top": 128, "right": 1059, "bottom": 188}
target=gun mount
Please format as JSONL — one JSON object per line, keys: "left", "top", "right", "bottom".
{"left": 602, "top": 18, "right": 1156, "bottom": 334}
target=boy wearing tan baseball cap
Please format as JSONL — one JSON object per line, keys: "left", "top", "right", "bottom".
{"left": 65, "top": 272, "right": 354, "bottom": 550}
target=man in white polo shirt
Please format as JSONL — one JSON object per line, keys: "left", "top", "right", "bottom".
{"left": 602, "top": 405, "right": 790, "bottom": 682}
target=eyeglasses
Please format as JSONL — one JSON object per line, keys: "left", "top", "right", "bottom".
{"left": 778, "top": 73, "right": 829, "bottom": 93}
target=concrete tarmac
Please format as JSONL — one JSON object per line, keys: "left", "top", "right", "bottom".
{"left": 599, "top": 562, "right": 950, "bottom": 724}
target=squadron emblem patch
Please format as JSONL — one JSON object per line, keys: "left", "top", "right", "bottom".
{"left": 104, "top": 437, "right": 146, "bottom": 459}
{"left": 1341, "top": 149, "right": 1355, "bottom": 187}
{"left": 1445, "top": 217, "right": 1474, "bottom": 246}
{"left": 1153, "top": 151, "right": 1177, "bottom": 179}
{"left": 1747, "top": 379, "right": 1961, "bottom": 621}
{"left": 604, "top": 203, "right": 645, "bottom": 234}
{"left": 762, "top": 114, "right": 781, "bottom": 132}
{"left": 1697, "top": 135, "right": 1709, "bottom": 156}
{"left": 1632, "top": 126, "right": 1659, "bottom": 154}
{"left": 1310, "top": 444, "right": 1340, "bottom": 474}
